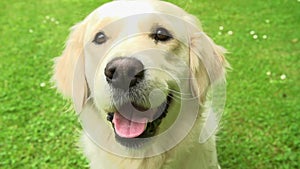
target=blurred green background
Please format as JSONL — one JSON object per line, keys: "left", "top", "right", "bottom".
{"left": 0, "top": 0, "right": 299, "bottom": 168}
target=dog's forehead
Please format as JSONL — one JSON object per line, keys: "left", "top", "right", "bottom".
{"left": 82, "top": 1, "right": 192, "bottom": 43}
{"left": 92, "top": 1, "right": 187, "bottom": 20}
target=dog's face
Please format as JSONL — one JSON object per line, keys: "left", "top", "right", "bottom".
{"left": 54, "top": 0, "right": 227, "bottom": 151}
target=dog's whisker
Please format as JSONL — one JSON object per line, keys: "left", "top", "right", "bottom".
{"left": 163, "top": 88, "right": 193, "bottom": 96}
{"left": 106, "top": 130, "right": 113, "bottom": 142}
{"left": 166, "top": 95, "right": 181, "bottom": 104}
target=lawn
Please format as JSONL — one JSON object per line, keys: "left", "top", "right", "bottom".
{"left": 0, "top": 0, "right": 299, "bottom": 168}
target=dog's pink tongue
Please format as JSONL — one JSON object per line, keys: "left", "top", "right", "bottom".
{"left": 112, "top": 113, "right": 147, "bottom": 138}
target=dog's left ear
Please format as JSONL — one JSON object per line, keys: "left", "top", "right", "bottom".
{"left": 186, "top": 16, "right": 228, "bottom": 103}
{"left": 53, "top": 22, "right": 88, "bottom": 113}
{"left": 185, "top": 15, "right": 229, "bottom": 142}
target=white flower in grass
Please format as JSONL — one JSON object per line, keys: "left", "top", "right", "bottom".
{"left": 40, "top": 82, "right": 46, "bottom": 87}
{"left": 266, "top": 71, "right": 271, "bottom": 76}
{"left": 29, "top": 29, "right": 33, "bottom": 33}
{"left": 265, "top": 19, "right": 270, "bottom": 24}
{"left": 218, "top": 32, "right": 222, "bottom": 35}
{"left": 262, "top": 35, "right": 268, "bottom": 39}
{"left": 55, "top": 21, "right": 60, "bottom": 25}
{"left": 253, "top": 35, "right": 258, "bottom": 39}
{"left": 250, "top": 30, "right": 255, "bottom": 35}
{"left": 280, "top": 74, "right": 287, "bottom": 80}
{"left": 227, "top": 31, "right": 233, "bottom": 35}
{"left": 219, "top": 26, "right": 224, "bottom": 31}
{"left": 45, "top": 16, "right": 50, "bottom": 20}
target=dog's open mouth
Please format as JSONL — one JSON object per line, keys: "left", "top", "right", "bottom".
{"left": 107, "top": 94, "right": 172, "bottom": 148}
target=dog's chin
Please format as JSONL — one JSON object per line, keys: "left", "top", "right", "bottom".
{"left": 106, "top": 94, "right": 172, "bottom": 148}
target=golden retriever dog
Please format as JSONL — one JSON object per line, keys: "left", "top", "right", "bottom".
{"left": 53, "top": 0, "right": 228, "bottom": 168}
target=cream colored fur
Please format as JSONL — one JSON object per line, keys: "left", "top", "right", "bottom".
{"left": 53, "top": 0, "right": 228, "bottom": 168}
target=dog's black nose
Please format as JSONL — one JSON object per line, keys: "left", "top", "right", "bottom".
{"left": 104, "top": 57, "right": 144, "bottom": 89}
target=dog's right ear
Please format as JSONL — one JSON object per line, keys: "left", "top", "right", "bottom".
{"left": 53, "top": 22, "right": 88, "bottom": 113}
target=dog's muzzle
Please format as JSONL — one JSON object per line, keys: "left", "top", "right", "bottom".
{"left": 104, "top": 57, "right": 172, "bottom": 148}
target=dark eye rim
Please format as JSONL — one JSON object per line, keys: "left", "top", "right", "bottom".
{"left": 93, "top": 31, "right": 107, "bottom": 45}
{"left": 149, "top": 27, "right": 173, "bottom": 42}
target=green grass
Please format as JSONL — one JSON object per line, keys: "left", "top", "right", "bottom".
{"left": 0, "top": 0, "right": 299, "bottom": 168}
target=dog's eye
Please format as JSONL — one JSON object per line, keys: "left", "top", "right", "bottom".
{"left": 93, "top": 31, "right": 107, "bottom": 45}
{"left": 150, "top": 27, "right": 172, "bottom": 42}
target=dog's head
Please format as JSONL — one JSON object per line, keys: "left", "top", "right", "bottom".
{"left": 54, "top": 0, "right": 227, "bottom": 151}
